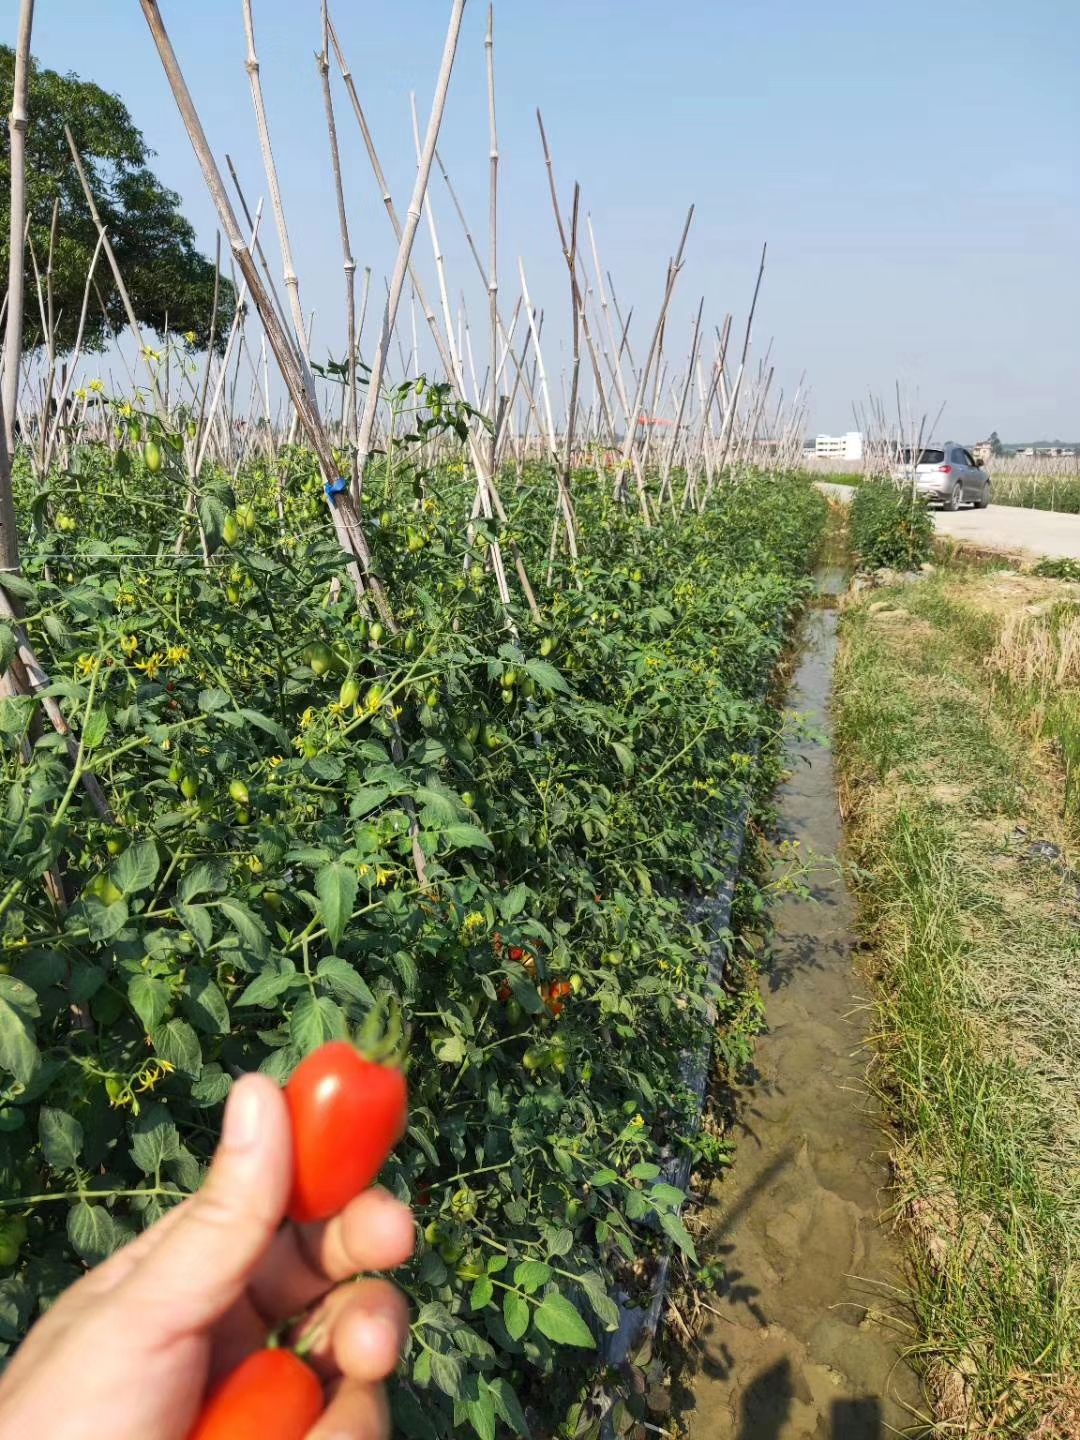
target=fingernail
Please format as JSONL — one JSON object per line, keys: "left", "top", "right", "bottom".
{"left": 221, "top": 1076, "right": 263, "bottom": 1152}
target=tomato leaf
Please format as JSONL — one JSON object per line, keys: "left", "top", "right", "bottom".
{"left": 533, "top": 1291, "right": 595, "bottom": 1349}
{"left": 39, "top": 1107, "right": 83, "bottom": 1172}
{"left": 498, "top": 883, "right": 529, "bottom": 921}
{"left": 182, "top": 969, "right": 230, "bottom": 1036}
{"left": 487, "top": 1378, "right": 530, "bottom": 1437}
{"left": 128, "top": 975, "right": 171, "bottom": 1031}
{"left": 316, "top": 861, "right": 358, "bottom": 947}
{"left": 290, "top": 994, "right": 347, "bottom": 1054}
{"left": 215, "top": 897, "right": 269, "bottom": 957}
{"left": 628, "top": 1161, "right": 662, "bottom": 1182}
{"left": 0, "top": 979, "right": 40, "bottom": 1084}
{"left": 657, "top": 1206, "right": 698, "bottom": 1263}
{"left": 513, "top": 1260, "right": 551, "bottom": 1294}
{"left": 440, "top": 823, "right": 493, "bottom": 853}
{"left": 131, "top": 1103, "right": 181, "bottom": 1175}
{"left": 429, "top": 1349, "right": 464, "bottom": 1400}
{"left": 611, "top": 740, "right": 636, "bottom": 777}
{"left": 470, "top": 1276, "right": 494, "bottom": 1311}
{"left": 150, "top": 1019, "right": 203, "bottom": 1077}
{"left": 110, "top": 839, "right": 160, "bottom": 896}
{"left": 464, "top": 1392, "right": 496, "bottom": 1440}
{"left": 524, "top": 658, "right": 570, "bottom": 694}
{"left": 238, "top": 962, "right": 299, "bottom": 1007}
{"left": 502, "top": 1289, "right": 530, "bottom": 1341}
{"left": 316, "top": 956, "right": 375, "bottom": 1008}
{"left": 178, "top": 861, "right": 229, "bottom": 902}
{"left": 67, "top": 1202, "right": 131, "bottom": 1265}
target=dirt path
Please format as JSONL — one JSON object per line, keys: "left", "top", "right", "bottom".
{"left": 681, "top": 593, "right": 927, "bottom": 1439}
{"left": 817, "top": 481, "right": 1080, "bottom": 560}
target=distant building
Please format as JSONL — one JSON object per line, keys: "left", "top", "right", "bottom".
{"left": 973, "top": 440, "right": 995, "bottom": 465}
{"left": 815, "top": 431, "right": 864, "bottom": 462}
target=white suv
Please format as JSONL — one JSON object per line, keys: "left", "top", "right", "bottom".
{"left": 893, "top": 443, "right": 991, "bottom": 510}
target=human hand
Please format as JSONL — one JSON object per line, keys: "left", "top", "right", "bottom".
{"left": 0, "top": 1072, "right": 415, "bottom": 1439}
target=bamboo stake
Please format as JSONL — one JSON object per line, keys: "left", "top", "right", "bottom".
{"left": 1, "top": 0, "right": 33, "bottom": 472}
{"left": 703, "top": 242, "right": 766, "bottom": 505}
{"left": 241, "top": 0, "right": 316, "bottom": 395}
{"left": 352, "top": 0, "right": 468, "bottom": 502}
{"left": 137, "top": 0, "right": 391, "bottom": 627}
{"left": 318, "top": 3, "right": 359, "bottom": 460}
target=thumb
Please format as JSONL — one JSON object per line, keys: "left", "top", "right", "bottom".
{"left": 116, "top": 1073, "right": 292, "bottom": 1338}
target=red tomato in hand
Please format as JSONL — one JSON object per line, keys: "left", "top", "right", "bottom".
{"left": 188, "top": 1349, "right": 322, "bottom": 1440}
{"left": 285, "top": 1042, "right": 408, "bottom": 1223}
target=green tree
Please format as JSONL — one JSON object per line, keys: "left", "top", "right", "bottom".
{"left": 0, "top": 46, "right": 233, "bottom": 355}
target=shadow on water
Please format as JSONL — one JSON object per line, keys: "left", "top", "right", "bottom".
{"left": 735, "top": 1359, "right": 885, "bottom": 1440}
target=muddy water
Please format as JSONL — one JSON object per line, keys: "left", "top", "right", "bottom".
{"left": 683, "top": 585, "right": 927, "bottom": 1439}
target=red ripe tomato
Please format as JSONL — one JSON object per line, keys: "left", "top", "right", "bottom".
{"left": 187, "top": 1349, "right": 322, "bottom": 1440}
{"left": 508, "top": 946, "right": 525, "bottom": 962}
{"left": 543, "top": 981, "right": 573, "bottom": 1018}
{"left": 285, "top": 1042, "right": 408, "bottom": 1224}
{"left": 497, "top": 980, "right": 512, "bottom": 1004}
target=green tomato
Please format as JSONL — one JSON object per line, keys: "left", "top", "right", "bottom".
{"left": 222, "top": 514, "right": 241, "bottom": 546}
{"left": 228, "top": 778, "right": 250, "bottom": 807}
{"left": 369, "top": 622, "right": 385, "bottom": 646}
{"left": 308, "top": 643, "right": 336, "bottom": 678}
{"left": 105, "top": 836, "right": 127, "bottom": 857}
{"left": 502, "top": 669, "right": 517, "bottom": 689}
{"left": 501, "top": 688, "right": 515, "bottom": 706}
{"left": 236, "top": 503, "right": 257, "bottom": 532}
{"left": 0, "top": 1216, "right": 28, "bottom": 1268}
{"left": 540, "top": 637, "right": 555, "bottom": 658}
{"left": 403, "top": 630, "right": 417, "bottom": 655}
{"left": 339, "top": 677, "right": 361, "bottom": 709}
{"left": 460, "top": 791, "right": 476, "bottom": 810}
{"left": 180, "top": 774, "right": 199, "bottom": 801}
{"left": 143, "top": 440, "right": 163, "bottom": 473}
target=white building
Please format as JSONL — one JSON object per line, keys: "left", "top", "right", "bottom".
{"left": 815, "top": 431, "right": 864, "bottom": 462}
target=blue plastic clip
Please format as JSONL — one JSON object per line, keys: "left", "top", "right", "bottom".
{"left": 324, "top": 476, "right": 349, "bottom": 506}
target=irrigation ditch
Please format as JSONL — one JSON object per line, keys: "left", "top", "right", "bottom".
{"left": 599, "top": 534, "right": 932, "bottom": 1438}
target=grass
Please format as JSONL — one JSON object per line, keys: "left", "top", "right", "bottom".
{"left": 834, "top": 569, "right": 1080, "bottom": 1437}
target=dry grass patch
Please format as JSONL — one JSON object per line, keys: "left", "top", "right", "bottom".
{"left": 835, "top": 572, "right": 1080, "bottom": 1438}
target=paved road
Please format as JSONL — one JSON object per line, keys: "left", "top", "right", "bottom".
{"left": 816, "top": 481, "right": 1080, "bottom": 561}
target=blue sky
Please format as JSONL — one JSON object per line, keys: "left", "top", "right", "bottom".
{"left": 19, "top": 0, "right": 1080, "bottom": 440}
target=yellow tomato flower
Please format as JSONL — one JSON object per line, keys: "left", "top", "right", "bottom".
{"left": 120, "top": 634, "right": 139, "bottom": 657}
{"left": 76, "top": 654, "right": 96, "bottom": 677}
{"left": 268, "top": 755, "right": 284, "bottom": 769}
{"left": 165, "top": 645, "right": 190, "bottom": 665}
{"left": 299, "top": 707, "right": 316, "bottom": 730}
{"left": 136, "top": 653, "right": 163, "bottom": 680}
{"left": 89, "top": 378, "right": 104, "bottom": 394}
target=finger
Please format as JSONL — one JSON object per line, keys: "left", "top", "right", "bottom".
{"left": 307, "top": 1376, "right": 390, "bottom": 1440}
{"left": 296, "top": 1278, "right": 409, "bottom": 1384}
{"left": 248, "top": 1188, "right": 415, "bottom": 1323}
{"left": 114, "top": 1073, "right": 292, "bottom": 1339}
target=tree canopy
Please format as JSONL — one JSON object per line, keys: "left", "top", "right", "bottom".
{"left": 1, "top": 45, "right": 234, "bottom": 355}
